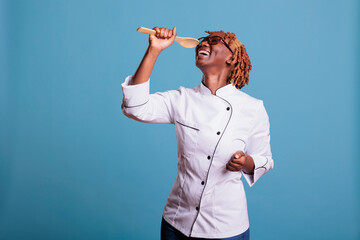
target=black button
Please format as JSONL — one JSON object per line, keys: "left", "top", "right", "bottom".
{"left": 207, "top": 156, "right": 211, "bottom": 160}
{"left": 217, "top": 131, "right": 221, "bottom": 135}
{"left": 226, "top": 107, "right": 230, "bottom": 111}
{"left": 196, "top": 207, "right": 199, "bottom": 211}
{"left": 201, "top": 181, "right": 205, "bottom": 185}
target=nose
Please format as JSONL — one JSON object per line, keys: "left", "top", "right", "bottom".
{"left": 196, "top": 41, "right": 209, "bottom": 51}
{"left": 199, "top": 40, "right": 209, "bottom": 47}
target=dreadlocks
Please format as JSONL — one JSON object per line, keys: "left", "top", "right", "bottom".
{"left": 205, "top": 31, "right": 252, "bottom": 89}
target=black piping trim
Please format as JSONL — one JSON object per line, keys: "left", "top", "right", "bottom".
{"left": 201, "top": 81, "right": 233, "bottom": 95}
{"left": 122, "top": 100, "right": 149, "bottom": 108}
{"left": 188, "top": 95, "right": 233, "bottom": 237}
{"left": 175, "top": 120, "right": 200, "bottom": 131}
{"left": 255, "top": 167, "right": 266, "bottom": 171}
{"left": 255, "top": 157, "right": 268, "bottom": 171}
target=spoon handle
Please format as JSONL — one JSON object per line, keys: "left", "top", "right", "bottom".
{"left": 137, "top": 27, "right": 157, "bottom": 35}
{"left": 136, "top": 26, "right": 199, "bottom": 48}
{"left": 137, "top": 27, "right": 179, "bottom": 40}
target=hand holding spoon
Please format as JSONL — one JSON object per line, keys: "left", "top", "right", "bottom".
{"left": 137, "top": 27, "right": 199, "bottom": 48}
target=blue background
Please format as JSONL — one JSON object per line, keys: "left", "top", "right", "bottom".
{"left": 0, "top": 0, "right": 359, "bottom": 239}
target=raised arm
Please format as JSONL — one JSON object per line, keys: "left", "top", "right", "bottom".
{"left": 121, "top": 27, "right": 180, "bottom": 124}
{"left": 130, "top": 27, "right": 177, "bottom": 86}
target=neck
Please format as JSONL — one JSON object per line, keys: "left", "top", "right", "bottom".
{"left": 202, "top": 68, "right": 230, "bottom": 94}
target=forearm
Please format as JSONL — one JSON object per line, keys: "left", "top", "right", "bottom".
{"left": 129, "top": 26, "right": 176, "bottom": 85}
{"left": 130, "top": 46, "right": 161, "bottom": 86}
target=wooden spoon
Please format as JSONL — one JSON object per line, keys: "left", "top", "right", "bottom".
{"left": 137, "top": 27, "right": 199, "bottom": 48}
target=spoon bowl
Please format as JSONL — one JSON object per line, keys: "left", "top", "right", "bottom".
{"left": 137, "top": 27, "right": 199, "bottom": 48}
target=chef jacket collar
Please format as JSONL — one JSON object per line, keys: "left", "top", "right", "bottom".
{"left": 200, "top": 81, "right": 238, "bottom": 97}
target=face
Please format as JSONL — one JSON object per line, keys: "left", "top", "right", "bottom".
{"left": 195, "top": 32, "right": 233, "bottom": 71}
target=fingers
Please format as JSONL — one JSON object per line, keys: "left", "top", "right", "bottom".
{"left": 153, "top": 26, "right": 176, "bottom": 40}
{"left": 232, "top": 155, "right": 246, "bottom": 165}
{"left": 160, "top": 28, "right": 166, "bottom": 37}
{"left": 226, "top": 159, "right": 244, "bottom": 171}
{"left": 226, "top": 163, "right": 239, "bottom": 171}
{"left": 171, "top": 26, "right": 177, "bottom": 40}
{"left": 234, "top": 151, "right": 245, "bottom": 159}
{"left": 227, "top": 151, "right": 246, "bottom": 172}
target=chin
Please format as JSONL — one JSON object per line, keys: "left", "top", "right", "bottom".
{"left": 195, "top": 57, "right": 206, "bottom": 68}
{"left": 195, "top": 61, "right": 204, "bottom": 70}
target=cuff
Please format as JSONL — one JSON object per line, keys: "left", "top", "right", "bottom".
{"left": 242, "top": 155, "right": 269, "bottom": 187}
{"left": 121, "top": 75, "right": 150, "bottom": 108}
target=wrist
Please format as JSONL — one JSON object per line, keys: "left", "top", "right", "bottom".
{"left": 243, "top": 154, "right": 255, "bottom": 175}
{"left": 147, "top": 45, "right": 162, "bottom": 57}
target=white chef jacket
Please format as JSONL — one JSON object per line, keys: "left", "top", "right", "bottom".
{"left": 121, "top": 76, "right": 274, "bottom": 239}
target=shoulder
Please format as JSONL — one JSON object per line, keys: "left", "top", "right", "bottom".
{"left": 152, "top": 86, "right": 191, "bottom": 103}
{"left": 231, "top": 90, "right": 270, "bottom": 123}
{"left": 167, "top": 85, "right": 199, "bottom": 96}
{"left": 234, "top": 90, "right": 264, "bottom": 109}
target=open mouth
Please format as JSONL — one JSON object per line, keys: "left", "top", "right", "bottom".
{"left": 198, "top": 50, "right": 210, "bottom": 56}
{"left": 197, "top": 48, "right": 210, "bottom": 57}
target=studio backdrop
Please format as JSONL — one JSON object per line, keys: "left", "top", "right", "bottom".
{"left": 0, "top": 0, "right": 359, "bottom": 239}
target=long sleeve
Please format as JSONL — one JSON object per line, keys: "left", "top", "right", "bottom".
{"left": 121, "top": 75, "right": 179, "bottom": 124}
{"left": 243, "top": 100, "right": 274, "bottom": 187}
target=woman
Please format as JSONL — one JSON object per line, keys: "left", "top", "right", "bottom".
{"left": 121, "top": 27, "right": 274, "bottom": 240}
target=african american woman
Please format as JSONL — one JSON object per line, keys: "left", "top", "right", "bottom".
{"left": 121, "top": 27, "right": 274, "bottom": 240}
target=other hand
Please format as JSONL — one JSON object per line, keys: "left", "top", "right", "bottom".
{"left": 226, "top": 151, "right": 251, "bottom": 173}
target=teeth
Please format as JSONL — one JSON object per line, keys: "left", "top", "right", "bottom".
{"left": 198, "top": 50, "right": 209, "bottom": 56}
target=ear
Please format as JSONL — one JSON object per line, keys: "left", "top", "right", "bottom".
{"left": 225, "top": 55, "right": 232, "bottom": 65}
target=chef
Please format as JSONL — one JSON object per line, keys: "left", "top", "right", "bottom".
{"left": 121, "top": 26, "right": 274, "bottom": 240}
